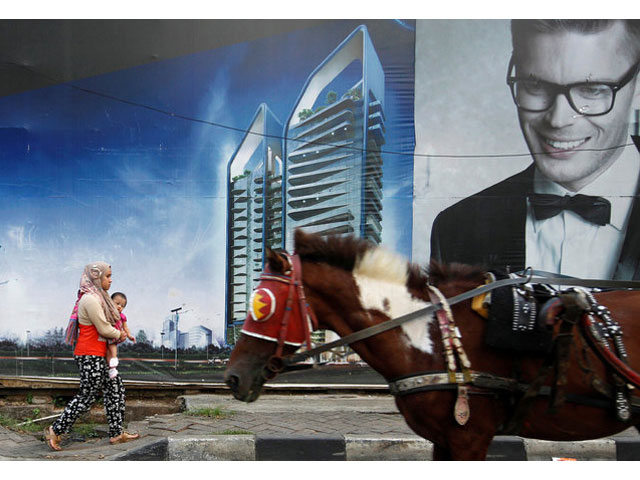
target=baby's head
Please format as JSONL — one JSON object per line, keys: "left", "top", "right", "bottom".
{"left": 111, "top": 292, "right": 127, "bottom": 314}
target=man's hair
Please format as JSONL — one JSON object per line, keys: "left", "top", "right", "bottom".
{"left": 111, "top": 291, "right": 127, "bottom": 303}
{"left": 511, "top": 20, "right": 640, "bottom": 61}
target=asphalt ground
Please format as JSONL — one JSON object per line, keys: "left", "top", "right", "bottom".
{"left": 0, "top": 391, "right": 638, "bottom": 462}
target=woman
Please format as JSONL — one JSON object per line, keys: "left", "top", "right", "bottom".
{"left": 44, "top": 262, "right": 139, "bottom": 450}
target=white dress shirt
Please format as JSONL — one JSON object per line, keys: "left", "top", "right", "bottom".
{"left": 525, "top": 145, "right": 640, "bottom": 279}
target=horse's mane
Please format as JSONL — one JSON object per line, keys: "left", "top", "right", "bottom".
{"left": 294, "top": 230, "right": 487, "bottom": 291}
{"left": 294, "top": 229, "right": 372, "bottom": 272}
{"left": 294, "top": 230, "right": 427, "bottom": 290}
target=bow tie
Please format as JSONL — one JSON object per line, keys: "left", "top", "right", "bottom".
{"left": 528, "top": 193, "right": 611, "bottom": 226}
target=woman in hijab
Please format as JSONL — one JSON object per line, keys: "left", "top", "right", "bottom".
{"left": 44, "top": 262, "right": 140, "bottom": 451}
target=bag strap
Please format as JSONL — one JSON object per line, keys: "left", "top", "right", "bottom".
{"left": 64, "top": 291, "right": 84, "bottom": 346}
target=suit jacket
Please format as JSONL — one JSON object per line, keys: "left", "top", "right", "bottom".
{"left": 430, "top": 135, "right": 640, "bottom": 280}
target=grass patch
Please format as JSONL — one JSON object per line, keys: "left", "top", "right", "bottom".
{"left": 0, "top": 408, "right": 44, "bottom": 433}
{"left": 0, "top": 412, "right": 45, "bottom": 434}
{"left": 186, "top": 407, "right": 232, "bottom": 419}
{"left": 0, "top": 412, "right": 99, "bottom": 438}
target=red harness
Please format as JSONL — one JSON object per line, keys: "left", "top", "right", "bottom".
{"left": 241, "top": 253, "right": 318, "bottom": 358}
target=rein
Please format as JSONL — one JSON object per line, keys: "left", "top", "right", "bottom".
{"left": 251, "top": 254, "right": 640, "bottom": 430}
{"left": 273, "top": 270, "right": 640, "bottom": 372}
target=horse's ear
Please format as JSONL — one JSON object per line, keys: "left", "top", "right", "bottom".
{"left": 294, "top": 228, "right": 309, "bottom": 251}
{"left": 265, "top": 247, "right": 288, "bottom": 273}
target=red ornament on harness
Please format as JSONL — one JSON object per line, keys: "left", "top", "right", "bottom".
{"left": 249, "top": 288, "right": 276, "bottom": 322}
{"left": 241, "top": 253, "right": 316, "bottom": 351}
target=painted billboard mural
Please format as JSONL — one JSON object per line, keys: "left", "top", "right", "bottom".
{"left": 1, "top": 19, "right": 638, "bottom": 381}
{"left": 0, "top": 20, "right": 415, "bottom": 380}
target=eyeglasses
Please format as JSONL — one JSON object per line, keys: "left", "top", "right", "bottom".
{"left": 506, "top": 55, "right": 640, "bottom": 116}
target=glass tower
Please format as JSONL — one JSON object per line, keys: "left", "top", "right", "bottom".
{"left": 225, "top": 104, "right": 284, "bottom": 342}
{"left": 283, "top": 25, "right": 385, "bottom": 250}
{"left": 224, "top": 26, "right": 386, "bottom": 344}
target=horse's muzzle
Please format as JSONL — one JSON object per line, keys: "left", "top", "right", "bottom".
{"left": 224, "top": 367, "right": 264, "bottom": 402}
{"left": 225, "top": 372, "right": 240, "bottom": 393}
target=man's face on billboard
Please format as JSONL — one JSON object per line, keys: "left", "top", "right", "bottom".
{"left": 514, "top": 22, "right": 639, "bottom": 192}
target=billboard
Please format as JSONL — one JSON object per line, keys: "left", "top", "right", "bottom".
{"left": 413, "top": 20, "right": 640, "bottom": 281}
{"left": 1, "top": 19, "right": 638, "bottom": 381}
{"left": 0, "top": 19, "right": 415, "bottom": 380}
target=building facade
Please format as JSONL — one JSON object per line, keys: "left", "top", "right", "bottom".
{"left": 224, "top": 26, "right": 386, "bottom": 345}
{"left": 283, "top": 25, "right": 385, "bottom": 249}
{"left": 160, "top": 318, "right": 214, "bottom": 350}
{"left": 188, "top": 325, "right": 213, "bottom": 349}
{"left": 161, "top": 316, "right": 176, "bottom": 349}
{"left": 225, "top": 104, "right": 284, "bottom": 342}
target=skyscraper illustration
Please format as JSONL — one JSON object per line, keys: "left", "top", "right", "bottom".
{"left": 224, "top": 26, "right": 386, "bottom": 343}
{"left": 283, "top": 25, "right": 385, "bottom": 250}
{"left": 225, "top": 104, "right": 284, "bottom": 341}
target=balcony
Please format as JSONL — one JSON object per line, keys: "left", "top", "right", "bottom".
{"left": 290, "top": 97, "right": 358, "bottom": 131}
{"left": 288, "top": 192, "right": 345, "bottom": 209}
{"left": 289, "top": 121, "right": 355, "bottom": 156}
{"left": 290, "top": 106, "right": 355, "bottom": 142}
{"left": 297, "top": 211, "right": 354, "bottom": 227}
{"left": 288, "top": 166, "right": 348, "bottom": 187}
{"left": 287, "top": 180, "right": 346, "bottom": 198}
{"left": 287, "top": 138, "right": 353, "bottom": 162}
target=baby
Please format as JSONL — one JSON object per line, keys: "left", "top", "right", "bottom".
{"left": 107, "top": 292, "right": 135, "bottom": 379}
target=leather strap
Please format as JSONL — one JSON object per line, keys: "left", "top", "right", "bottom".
{"left": 280, "top": 273, "right": 534, "bottom": 368}
{"left": 277, "top": 264, "right": 640, "bottom": 370}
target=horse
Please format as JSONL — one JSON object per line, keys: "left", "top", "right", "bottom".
{"left": 224, "top": 229, "right": 640, "bottom": 460}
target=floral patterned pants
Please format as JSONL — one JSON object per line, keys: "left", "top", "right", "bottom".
{"left": 52, "top": 355, "right": 125, "bottom": 438}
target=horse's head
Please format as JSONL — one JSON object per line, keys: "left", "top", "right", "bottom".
{"left": 224, "top": 247, "right": 314, "bottom": 402}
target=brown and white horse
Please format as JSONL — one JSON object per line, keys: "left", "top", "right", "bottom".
{"left": 224, "top": 229, "right": 640, "bottom": 460}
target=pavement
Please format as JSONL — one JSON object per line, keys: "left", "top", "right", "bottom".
{"left": 1, "top": 392, "right": 639, "bottom": 461}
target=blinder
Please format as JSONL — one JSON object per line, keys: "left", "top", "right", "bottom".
{"left": 249, "top": 288, "right": 276, "bottom": 322}
{"left": 241, "top": 253, "right": 316, "bottom": 351}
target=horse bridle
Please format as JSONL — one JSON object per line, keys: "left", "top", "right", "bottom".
{"left": 243, "top": 252, "right": 319, "bottom": 378}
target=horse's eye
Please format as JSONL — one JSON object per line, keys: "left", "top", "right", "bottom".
{"left": 249, "top": 288, "right": 276, "bottom": 322}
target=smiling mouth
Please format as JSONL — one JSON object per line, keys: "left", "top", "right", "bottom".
{"left": 541, "top": 136, "right": 590, "bottom": 152}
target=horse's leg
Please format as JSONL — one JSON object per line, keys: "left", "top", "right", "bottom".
{"left": 432, "top": 443, "right": 452, "bottom": 461}
{"left": 431, "top": 436, "right": 492, "bottom": 461}
{"left": 447, "top": 434, "right": 493, "bottom": 460}
{"left": 398, "top": 393, "right": 501, "bottom": 460}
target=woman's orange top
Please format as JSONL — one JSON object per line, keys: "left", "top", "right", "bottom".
{"left": 73, "top": 294, "right": 120, "bottom": 356}
{"left": 74, "top": 324, "right": 108, "bottom": 356}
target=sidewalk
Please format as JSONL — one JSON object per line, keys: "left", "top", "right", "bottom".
{"left": 1, "top": 393, "right": 638, "bottom": 461}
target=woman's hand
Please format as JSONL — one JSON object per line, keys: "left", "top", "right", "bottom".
{"left": 119, "top": 330, "right": 127, "bottom": 342}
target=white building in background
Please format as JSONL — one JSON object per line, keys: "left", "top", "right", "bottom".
{"left": 161, "top": 318, "right": 216, "bottom": 350}
{"left": 178, "top": 332, "right": 188, "bottom": 350}
{"left": 188, "top": 325, "right": 212, "bottom": 349}
{"left": 161, "top": 316, "right": 176, "bottom": 349}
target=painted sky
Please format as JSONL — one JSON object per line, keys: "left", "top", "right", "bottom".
{"left": 0, "top": 20, "right": 415, "bottom": 344}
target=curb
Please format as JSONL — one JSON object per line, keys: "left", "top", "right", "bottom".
{"left": 113, "top": 435, "right": 640, "bottom": 461}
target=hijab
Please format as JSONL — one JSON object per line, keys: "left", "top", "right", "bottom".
{"left": 79, "top": 261, "right": 121, "bottom": 326}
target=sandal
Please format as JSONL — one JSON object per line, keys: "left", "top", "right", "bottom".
{"left": 109, "top": 431, "right": 140, "bottom": 444}
{"left": 44, "top": 426, "right": 62, "bottom": 451}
